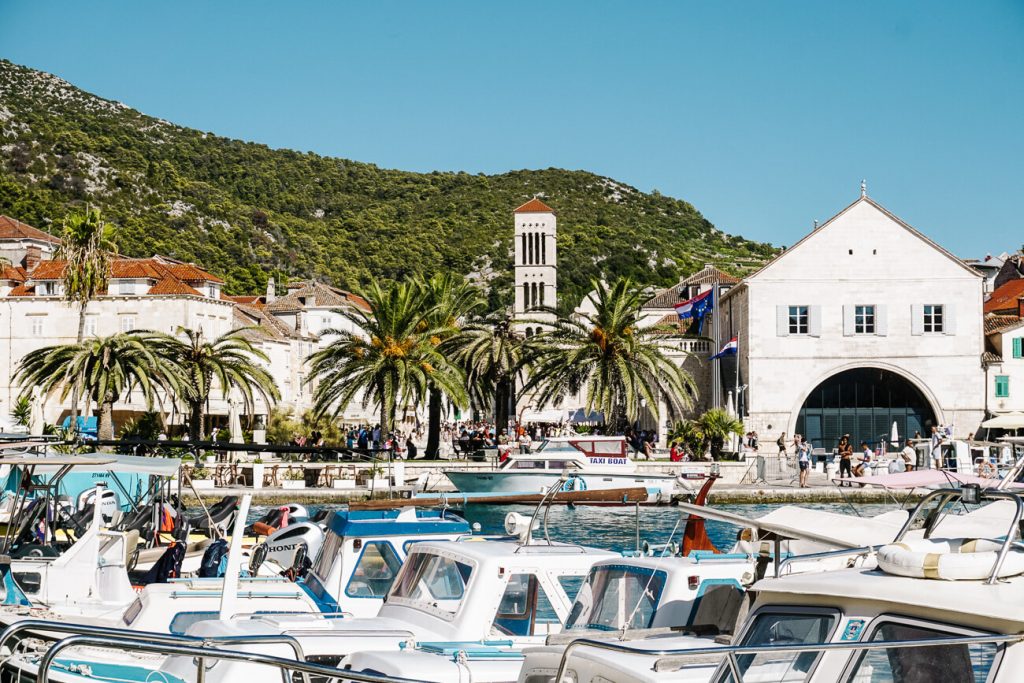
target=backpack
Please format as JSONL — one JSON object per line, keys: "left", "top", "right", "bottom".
{"left": 198, "top": 539, "right": 230, "bottom": 578}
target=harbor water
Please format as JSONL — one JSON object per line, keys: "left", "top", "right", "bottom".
{"left": 239, "top": 501, "right": 898, "bottom": 554}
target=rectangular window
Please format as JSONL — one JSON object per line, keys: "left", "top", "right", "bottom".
{"left": 855, "top": 305, "right": 875, "bottom": 334}
{"left": 120, "top": 316, "right": 136, "bottom": 333}
{"left": 923, "top": 304, "right": 944, "bottom": 333}
{"left": 788, "top": 306, "right": 809, "bottom": 335}
{"left": 1014, "top": 337, "right": 1023, "bottom": 359}
{"left": 119, "top": 281, "right": 136, "bottom": 296}
{"left": 718, "top": 609, "right": 838, "bottom": 682}
{"left": 996, "top": 375, "right": 1010, "bottom": 398}
{"left": 30, "top": 317, "right": 44, "bottom": 336}
{"left": 85, "top": 317, "right": 98, "bottom": 337}
{"left": 845, "top": 621, "right": 998, "bottom": 683}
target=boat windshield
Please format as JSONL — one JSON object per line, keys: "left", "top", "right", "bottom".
{"left": 390, "top": 551, "right": 474, "bottom": 615}
{"left": 566, "top": 565, "right": 667, "bottom": 631}
{"left": 716, "top": 609, "right": 838, "bottom": 682}
{"left": 310, "top": 529, "right": 344, "bottom": 581}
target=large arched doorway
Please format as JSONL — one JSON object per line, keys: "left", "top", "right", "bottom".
{"left": 795, "top": 367, "right": 937, "bottom": 452}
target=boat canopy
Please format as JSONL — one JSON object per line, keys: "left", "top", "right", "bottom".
{"left": 833, "top": 469, "right": 1017, "bottom": 490}
{"left": 0, "top": 453, "right": 180, "bottom": 475}
{"left": 981, "top": 412, "right": 1024, "bottom": 429}
{"left": 676, "top": 503, "right": 908, "bottom": 549}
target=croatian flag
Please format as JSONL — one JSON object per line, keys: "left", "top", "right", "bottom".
{"left": 674, "top": 289, "right": 713, "bottom": 320}
{"left": 710, "top": 337, "right": 738, "bottom": 360}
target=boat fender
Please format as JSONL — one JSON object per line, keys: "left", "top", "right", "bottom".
{"left": 977, "top": 461, "right": 997, "bottom": 479}
{"left": 561, "top": 476, "right": 587, "bottom": 492}
{"left": 251, "top": 521, "right": 279, "bottom": 537}
{"left": 877, "top": 538, "right": 1024, "bottom": 581}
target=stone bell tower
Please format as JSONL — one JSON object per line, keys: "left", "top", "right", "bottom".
{"left": 513, "top": 198, "right": 557, "bottom": 336}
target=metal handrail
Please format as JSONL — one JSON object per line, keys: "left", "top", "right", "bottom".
{"left": 892, "top": 488, "right": 1024, "bottom": 585}
{"left": 775, "top": 545, "right": 878, "bottom": 576}
{"left": 0, "top": 619, "right": 310, "bottom": 683}
{"left": 553, "top": 632, "right": 1024, "bottom": 683}
{"left": 36, "top": 634, "right": 424, "bottom": 683}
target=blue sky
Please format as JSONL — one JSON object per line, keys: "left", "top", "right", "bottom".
{"left": 1, "top": 1, "right": 1021, "bottom": 256}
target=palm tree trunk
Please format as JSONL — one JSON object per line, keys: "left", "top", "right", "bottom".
{"left": 189, "top": 400, "right": 203, "bottom": 442}
{"left": 68, "top": 301, "right": 88, "bottom": 432}
{"left": 98, "top": 399, "right": 115, "bottom": 441}
{"left": 495, "top": 377, "right": 510, "bottom": 437}
{"left": 425, "top": 388, "right": 441, "bottom": 459}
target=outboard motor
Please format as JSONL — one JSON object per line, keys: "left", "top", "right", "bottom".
{"left": 262, "top": 520, "right": 325, "bottom": 570}
{"left": 76, "top": 486, "right": 120, "bottom": 524}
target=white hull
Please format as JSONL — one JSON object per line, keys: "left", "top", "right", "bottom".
{"left": 444, "top": 469, "right": 679, "bottom": 497}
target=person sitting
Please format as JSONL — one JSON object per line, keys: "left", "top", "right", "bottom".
{"left": 669, "top": 441, "right": 684, "bottom": 462}
{"left": 853, "top": 442, "right": 873, "bottom": 477}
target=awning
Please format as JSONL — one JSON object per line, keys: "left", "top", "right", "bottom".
{"left": 566, "top": 409, "right": 605, "bottom": 424}
{"left": 521, "top": 408, "right": 567, "bottom": 423}
{"left": 832, "top": 469, "right": 1019, "bottom": 490}
{"left": 982, "top": 412, "right": 1024, "bottom": 429}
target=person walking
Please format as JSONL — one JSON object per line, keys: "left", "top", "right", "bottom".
{"left": 776, "top": 432, "right": 788, "bottom": 456}
{"left": 798, "top": 436, "right": 811, "bottom": 488}
{"left": 837, "top": 435, "right": 853, "bottom": 485}
{"left": 930, "top": 426, "right": 944, "bottom": 469}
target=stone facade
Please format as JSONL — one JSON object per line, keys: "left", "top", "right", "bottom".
{"left": 721, "top": 193, "right": 986, "bottom": 452}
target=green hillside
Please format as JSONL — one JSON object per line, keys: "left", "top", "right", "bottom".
{"left": 0, "top": 59, "right": 774, "bottom": 308}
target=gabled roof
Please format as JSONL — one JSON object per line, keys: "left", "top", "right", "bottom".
{"left": 513, "top": 198, "right": 555, "bottom": 214}
{"left": 148, "top": 277, "right": 201, "bottom": 296}
{"left": 728, "top": 195, "right": 980, "bottom": 297}
{"left": 266, "top": 281, "right": 370, "bottom": 313}
{"left": 233, "top": 301, "right": 309, "bottom": 341}
{"left": 985, "top": 280, "right": 1024, "bottom": 315}
{"left": 1, "top": 265, "right": 26, "bottom": 282}
{"left": 985, "top": 314, "right": 1024, "bottom": 336}
{"left": 643, "top": 265, "right": 738, "bottom": 309}
{"left": 8, "top": 283, "right": 33, "bottom": 296}
{"left": 0, "top": 215, "right": 60, "bottom": 244}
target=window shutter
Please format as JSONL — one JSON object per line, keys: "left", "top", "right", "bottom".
{"left": 1014, "top": 337, "right": 1023, "bottom": 359}
{"left": 944, "top": 303, "right": 956, "bottom": 335}
{"left": 911, "top": 304, "right": 923, "bottom": 336}
{"left": 776, "top": 306, "right": 789, "bottom": 336}
{"left": 809, "top": 305, "right": 822, "bottom": 337}
{"left": 875, "top": 304, "right": 888, "bottom": 336}
{"left": 843, "top": 305, "right": 854, "bottom": 336}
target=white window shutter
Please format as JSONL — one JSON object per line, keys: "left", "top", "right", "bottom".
{"left": 776, "top": 306, "right": 789, "bottom": 336}
{"left": 944, "top": 303, "right": 956, "bottom": 335}
{"left": 809, "top": 305, "right": 822, "bottom": 337}
{"left": 875, "top": 304, "right": 888, "bottom": 336}
{"left": 911, "top": 304, "right": 923, "bottom": 336}
{"left": 843, "top": 305, "right": 854, "bottom": 336}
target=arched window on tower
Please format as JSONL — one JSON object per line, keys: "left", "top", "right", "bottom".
{"left": 541, "top": 234, "right": 546, "bottom": 264}
{"left": 540, "top": 282, "right": 546, "bottom": 307}
{"left": 523, "top": 283, "right": 530, "bottom": 310}
{"left": 521, "top": 234, "right": 527, "bottom": 265}
{"left": 527, "top": 233, "right": 534, "bottom": 265}
{"left": 525, "top": 327, "right": 534, "bottom": 338}
{"left": 533, "top": 282, "right": 540, "bottom": 308}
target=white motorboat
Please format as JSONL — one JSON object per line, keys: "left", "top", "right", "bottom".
{"left": 517, "top": 485, "right": 1024, "bottom": 683}
{"left": 4, "top": 534, "right": 617, "bottom": 682}
{"left": 444, "top": 436, "right": 686, "bottom": 500}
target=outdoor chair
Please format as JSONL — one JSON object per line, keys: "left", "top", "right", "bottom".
{"left": 263, "top": 464, "right": 280, "bottom": 488}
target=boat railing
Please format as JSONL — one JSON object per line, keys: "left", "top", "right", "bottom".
{"left": 231, "top": 610, "right": 354, "bottom": 620}
{"left": 34, "top": 633, "right": 424, "bottom": 683}
{"left": 552, "top": 631, "right": 1024, "bottom": 683}
{"left": 774, "top": 545, "right": 878, "bottom": 576}
{"left": 893, "top": 487, "right": 1024, "bottom": 585}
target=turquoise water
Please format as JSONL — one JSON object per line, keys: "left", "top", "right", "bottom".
{"left": 242, "top": 502, "right": 899, "bottom": 553}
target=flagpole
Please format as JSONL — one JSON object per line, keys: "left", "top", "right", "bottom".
{"left": 712, "top": 282, "right": 721, "bottom": 409}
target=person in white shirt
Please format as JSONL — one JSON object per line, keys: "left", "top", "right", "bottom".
{"left": 797, "top": 435, "right": 811, "bottom": 488}
{"left": 930, "top": 426, "right": 944, "bottom": 469}
{"left": 900, "top": 439, "right": 916, "bottom": 471}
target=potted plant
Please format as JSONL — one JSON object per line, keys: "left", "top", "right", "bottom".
{"left": 332, "top": 468, "right": 357, "bottom": 490}
{"left": 366, "top": 464, "right": 389, "bottom": 489}
{"left": 190, "top": 466, "right": 214, "bottom": 490}
{"left": 250, "top": 457, "right": 265, "bottom": 490}
{"left": 282, "top": 466, "right": 306, "bottom": 490}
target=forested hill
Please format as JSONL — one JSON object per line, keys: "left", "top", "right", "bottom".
{"left": 0, "top": 59, "right": 775, "bottom": 308}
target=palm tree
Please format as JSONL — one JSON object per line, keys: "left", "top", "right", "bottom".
{"left": 155, "top": 328, "right": 280, "bottom": 442}
{"left": 523, "top": 277, "right": 696, "bottom": 431}
{"left": 13, "top": 332, "right": 180, "bottom": 440}
{"left": 308, "top": 280, "right": 466, "bottom": 439}
{"left": 695, "top": 408, "right": 744, "bottom": 460}
{"left": 416, "top": 273, "right": 484, "bottom": 457}
{"left": 58, "top": 207, "right": 116, "bottom": 427}
{"left": 442, "top": 313, "right": 532, "bottom": 438}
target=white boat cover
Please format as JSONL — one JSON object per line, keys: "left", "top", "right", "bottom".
{"left": 981, "top": 412, "right": 1024, "bottom": 429}
{"left": 833, "top": 470, "right": 1020, "bottom": 490}
{"left": 0, "top": 453, "right": 179, "bottom": 476}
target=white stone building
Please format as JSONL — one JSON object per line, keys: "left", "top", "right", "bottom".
{"left": 983, "top": 316, "right": 1024, "bottom": 416}
{"left": 720, "top": 191, "right": 986, "bottom": 453}
{"left": 0, "top": 215, "right": 372, "bottom": 433}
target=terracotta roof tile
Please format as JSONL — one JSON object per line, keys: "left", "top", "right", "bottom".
{"left": 985, "top": 314, "right": 1024, "bottom": 336}
{"left": 162, "top": 262, "right": 224, "bottom": 284}
{"left": 29, "top": 260, "right": 67, "bottom": 280}
{"left": 8, "top": 283, "right": 34, "bottom": 296}
{"left": 514, "top": 198, "right": 555, "bottom": 214}
{"left": 982, "top": 351, "right": 1003, "bottom": 364}
{"left": 0, "top": 215, "right": 60, "bottom": 244}
{"left": 266, "top": 281, "right": 370, "bottom": 313}
{"left": 985, "top": 280, "right": 1024, "bottom": 315}
{"left": 110, "top": 259, "right": 163, "bottom": 279}
{"left": 148, "top": 277, "right": 202, "bottom": 296}
{"left": 680, "top": 264, "right": 740, "bottom": 286}
{"left": 1, "top": 266, "right": 26, "bottom": 282}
